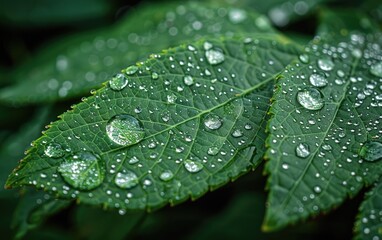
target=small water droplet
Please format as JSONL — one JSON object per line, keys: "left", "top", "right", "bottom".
{"left": 232, "top": 129, "right": 243, "bottom": 137}
{"left": 125, "top": 65, "right": 138, "bottom": 75}
{"left": 159, "top": 170, "right": 174, "bottom": 181}
{"left": 228, "top": 8, "right": 247, "bottom": 23}
{"left": 322, "top": 144, "right": 332, "bottom": 151}
{"left": 317, "top": 58, "right": 334, "bottom": 71}
{"left": 151, "top": 72, "right": 159, "bottom": 80}
{"left": 359, "top": 141, "right": 382, "bottom": 162}
{"left": 109, "top": 74, "right": 128, "bottom": 91}
{"left": 205, "top": 48, "right": 225, "bottom": 65}
{"left": 203, "top": 114, "right": 223, "bottom": 130}
{"left": 183, "top": 75, "right": 194, "bottom": 86}
{"left": 297, "top": 88, "right": 324, "bottom": 110}
{"left": 207, "top": 146, "right": 219, "bottom": 156}
{"left": 184, "top": 159, "right": 203, "bottom": 173}
{"left": 58, "top": 152, "right": 105, "bottom": 190}
{"left": 44, "top": 143, "right": 65, "bottom": 158}
{"left": 309, "top": 73, "right": 327, "bottom": 87}
{"left": 313, "top": 186, "right": 322, "bottom": 193}
{"left": 106, "top": 114, "right": 145, "bottom": 146}
{"left": 167, "top": 93, "right": 177, "bottom": 104}
{"left": 296, "top": 143, "right": 310, "bottom": 158}
{"left": 299, "top": 54, "right": 309, "bottom": 63}
{"left": 128, "top": 156, "right": 139, "bottom": 164}
{"left": 114, "top": 171, "right": 138, "bottom": 189}
{"left": 370, "top": 62, "right": 382, "bottom": 77}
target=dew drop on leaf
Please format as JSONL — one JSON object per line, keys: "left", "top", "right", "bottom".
{"left": 184, "top": 159, "right": 203, "bottom": 173}
{"left": 232, "top": 129, "right": 243, "bottom": 137}
{"left": 203, "top": 113, "right": 223, "bottom": 130}
{"left": 151, "top": 72, "right": 159, "bottom": 80}
{"left": 309, "top": 73, "right": 328, "bottom": 87}
{"left": 167, "top": 93, "right": 177, "bottom": 104}
{"left": 228, "top": 8, "right": 247, "bottom": 23}
{"left": 359, "top": 141, "right": 382, "bottom": 162}
{"left": 296, "top": 143, "right": 310, "bottom": 158}
{"left": 106, "top": 114, "right": 145, "bottom": 146}
{"left": 183, "top": 75, "right": 194, "bottom": 86}
{"left": 322, "top": 144, "right": 332, "bottom": 151}
{"left": 317, "top": 58, "right": 334, "bottom": 71}
{"left": 159, "top": 170, "right": 174, "bottom": 182}
{"left": 109, "top": 73, "right": 128, "bottom": 91}
{"left": 297, "top": 88, "right": 324, "bottom": 110}
{"left": 299, "top": 54, "right": 309, "bottom": 64}
{"left": 114, "top": 171, "right": 139, "bottom": 189}
{"left": 370, "top": 62, "right": 382, "bottom": 77}
{"left": 44, "top": 142, "right": 65, "bottom": 158}
{"left": 207, "top": 146, "right": 219, "bottom": 156}
{"left": 205, "top": 48, "right": 225, "bottom": 65}
{"left": 58, "top": 152, "right": 105, "bottom": 190}
{"left": 125, "top": 65, "right": 138, "bottom": 75}
{"left": 313, "top": 186, "right": 322, "bottom": 193}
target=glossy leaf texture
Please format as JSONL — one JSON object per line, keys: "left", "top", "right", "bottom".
{"left": 264, "top": 31, "right": 382, "bottom": 231}
{"left": 0, "top": 2, "right": 275, "bottom": 106}
{"left": 6, "top": 34, "right": 302, "bottom": 211}
{"left": 354, "top": 179, "right": 382, "bottom": 240}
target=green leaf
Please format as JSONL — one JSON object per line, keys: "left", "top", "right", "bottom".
{"left": 6, "top": 34, "right": 302, "bottom": 211}
{"left": 263, "top": 31, "right": 382, "bottom": 231}
{"left": 0, "top": 2, "right": 275, "bottom": 106}
{"left": 354, "top": 179, "right": 382, "bottom": 240}
{"left": 11, "top": 189, "right": 71, "bottom": 239}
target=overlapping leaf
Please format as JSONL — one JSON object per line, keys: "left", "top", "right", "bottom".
{"left": 6, "top": 34, "right": 302, "bottom": 211}
{"left": 0, "top": 2, "right": 275, "bottom": 106}
{"left": 264, "top": 31, "right": 382, "bottom": 231}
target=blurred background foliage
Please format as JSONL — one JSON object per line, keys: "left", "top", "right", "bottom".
{"left": 0, "top": 0, "right": 380, "bottom": 239}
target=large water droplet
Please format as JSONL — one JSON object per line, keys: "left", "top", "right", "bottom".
{"left": 359, "top": 141, "right": 382, "bottom": 162}
{"left": 159, "top": 170, "right": 174, "bottom": 181}
{"left": 183, "top": 75, "right": 194, "bottom": 86}
{"left": 296, "top": 143, "right": 310, "bottom": 158}
{"left": 114, "top": 171, "right": 138, "bottom": 189}
{"left": 58, "top": 152, "right": 105, "bottom": 190}
{"left": 228, "top": 9, "right": 247, "bottom": 23}
{"left": 370, "top": 62, "right": 382, "bottom": 77}
{"left": 205, "top": 48, "right": 225, "bottom": 65}
{"left": 297, "top": 88, "right": 324, "bottom": 110}
{"left": 44, "top": 142, "right": 65, "bottom": 158}
{"left": 317, "top": 58, "right": 334, "bottom": 71}
{"left": 232, "top": 129, "right": 243, "bottom": 137}
{"left": 125, "top": 65, "right": 138, "bottom": 75}
{"left": 184, "top": 159, "right": 203, "bottom": 173}
{"left": 203, "top": 113, "right": 222, "bottom": 130}
{"left": 106, "top": 114, "right": 145, "bottom": 146}
{"left": 109, "top": 74, "right": 128, "bottom": 91}
{"left": 309, "top": 73, "right": 328, "bottom": 87}
{"left": 299, "top": 54, "right": 309, "bottom": 64}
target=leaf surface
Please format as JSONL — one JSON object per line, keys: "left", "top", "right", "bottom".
{"left": 354, "top": 179, "right": 382, "bottom": 240}
{"left": 0, "top": 2, "right": 275, "bottom": 106}
{"left": 264, "top": 31, "right": 382, "bottom": 230}
{"left": 6, "top": 34, "right": 301, "bottom": 211}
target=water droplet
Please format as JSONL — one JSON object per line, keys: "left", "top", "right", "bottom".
{"left": 184, "top": 159, "right": 203, "bottom": 173}
{"left": 228, "top": 9, "right": 247, "bottom": 23}
{"left": 167, "top": 93, "right": 177, "bottom": 104}
{"left": 109, "top": 74, "right": 128, "bottom": 91}
{"left": 44, "top": 143, "right": 65, "bottom": 158}
{"left": 322, "top": 144, "right": 332, "bottom": 151}
{"left": 125, "top": 65, "right": 138, "bottom": 75}
{"left": 58, "top": 152, "right": 105, "bottom": 190}
{"left": 207, "top": 146, "right": 219, "bottom": 156}
{"left": 297, "top": 88, "right": 324, "bottom": 110}
{"left": 203, "top": 114, "right": 222, "bottom": 130}
{"left": 114, "top": 171, "right": 138, "bottom": 189}
{"left": 317, "top": 58, "right": 334, "bottom": 71}
{"left": 159, "top": 170, "right": 174, "bottom": 181}
{"left": 370, "top": 62, "right": 382, "bottom": 77}
{"left": 203, "top": 41, "right": 213, "bottom": 50}
{"left": 296, "top": 143, "right": 310, "bottom": 158}
{"left": 205, "top": 48, "right": 225, "bottom": 65}
{"left": 106, "top": 114, "right": 145, "bottom": 146}
{"left": 309, "top": 73, "right": 327, "bottom": 87}
{"left": 313, "top": 186, "right": 322, "bottom": 193}
{"left": 151, "top": 72, "right": 159, "bottom": 80}
{"left": 183, "top": 75, "right": 194, "bottom": 86}
{"left": 299, "top": 54, "right": 309, "bottom": 63}
{"left": 359, "top": 141, "right": 382, "bottom": 162}
{"left": 232, "top": 129, "right": 243, "bottom": 137}
{"left": 128, "top": 156, "right": 139, "bottom": 164}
